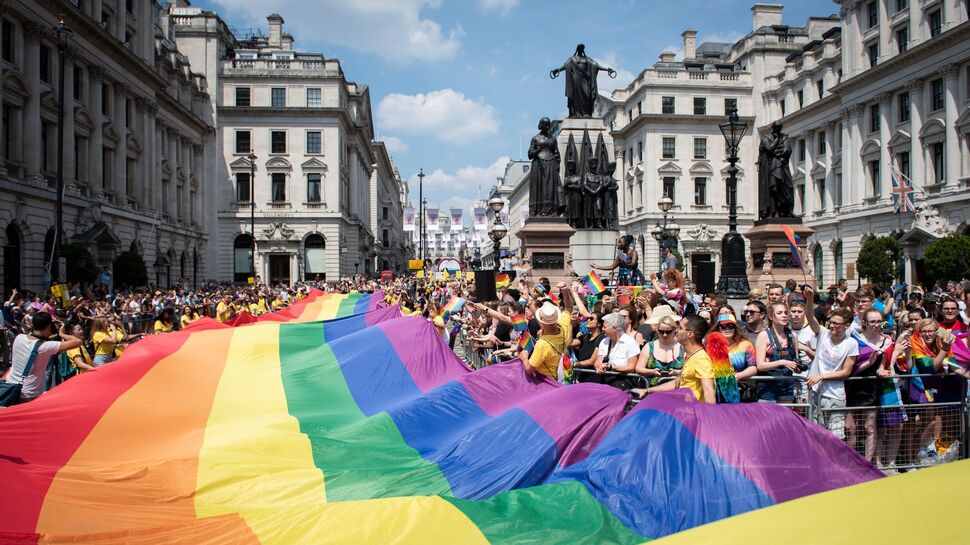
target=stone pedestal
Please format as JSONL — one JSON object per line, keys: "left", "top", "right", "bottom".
{"left": 570, "top": 229, "right": 619, "bottom": 276}
{"left": 516, "top": 217, "right": 577, "bottom": 285}
{"left": 744, "top": 219, "right": 816, "bottom": 291}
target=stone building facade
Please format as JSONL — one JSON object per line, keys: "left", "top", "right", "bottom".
{"left": 1, "top": 0, "right": 214, "bottom": 294}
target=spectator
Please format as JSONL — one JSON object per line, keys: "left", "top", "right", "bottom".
{"left": 788, "top": 299, "right": 818, "bottom": 401}
{"left": 590, "top": 312, "right": 640, "bottom": 389}
{"left": 715, "top": 313, "right": 758, "bottom": 396}
{"left": 635, "top": 315, "right": 684, "bottom": 387}
{"left": 740, "top": 300, "right": 767, "bottom": 345}
{"left": 519, "top": 302, "right": 571, "bottom": 380}
{"left": 617, "top": 305, "right": 645, "bottom": 346}
{"left": 938, "top": 299, "right": 966, "bottom": 332}
{"left": 804, "top": 290, "right": 859, "bottom": 440}
{"left": 635, "top": 315, "right": 716, "bottom": 404}
{"left": 573, "top": 312, "right": 605, "bottom": 380}
{"left": 755, "top": 302, "right": 800, "bottom": 404}
{"left": 3, "top": 311, "right": 82, "bottom": 404}
{"left": 847, "top": 309, "right": 893, "bottom": 463}
{"left": 766, "top": 283, "right": 784, "bottom": 305}
{"left": 65, "top": 322, "right": 96, "bottom": 374}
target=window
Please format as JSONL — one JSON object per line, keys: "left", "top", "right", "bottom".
{"left": 126, "top": 0, "right": 134, "bottom": 14}
{"left": 662, "top": 96, "right": 675, "bottom": 114}
{"left": 307, "top": 88, "right": 321, "bottom": 107}
{"left": 834, "top": 241, "right": 843, "bottom": 280}
{"left": 898, "top": 151, "right": 910, "bottom": 180}
{"left": 814, "top": 245, "right": 824, "bottom": 287}
{"left": 235, "top": 87, "right": 251, "bottom": 107}
{"left": 724, "top": 97, "right": 737, "bottom": 115}
{"left": 870, "top": 103, "right": 880, "bottom": 132}
{"left": 102, "top": 83, "right": 110, "bottom": 114}
{"left": 382, "top": 206, "right": 389, "bottom": 220}
{"left": 898, "top": 91, "right": 910, "bottom": 122}
{"left": 382, "top": 229, "right": 390, "bottom": 248}
{"left": 637, "top": 101, "right": 642, "bottom": 115}
{"left": 693, "top": 177, "right": 707, "bottom": 205}
{"left": 817, "top": 179, "right": 826, "bottom": 210}
{"left": 271, "top": 130, "right": 287, "bottom": 154}
{"left": 233, "top": 234, "right": 254, "bottom": 282}
{"left": 869, "top": 160, "right": 880, "bottom": 196}
{"left": 868, "top": 42, "right": 879, "bottom": 67}
{"left": 662, "top": 177, "right": 675, "bottom": 201}
{"left": 125, "top": 98, "right": 131, "bottom": 128}
{"left": 306, "top": 131, "right": 321, "bottom": 154}
{"left": 931, "top": 142, "right": 944, "bottom": 183}
{"left": 636, "top": 141, "right": 643, "bottom": 162}
{"left": 930, "top": 78, "right": 944, "bottom": 111}
{"left": 817, "top": 131, "right": 826, "bottom": 154}
{"left": 73, "top": 66, "right": 83, "bottom": 101}
{"left": 307, "top": 173, "right": 321, "bottom": 202}
{"left": 816, "top": 80, "right": 824, "bottom": 98}
{"left": 271, "top": 87, "right": 286, "bottom": 107}
{"left": 896, "top": 27, "right": 908, "bottom": 53}
{"left": 929, "top": 10, "right": 942, "bottom": 37}
{"left": 837, "top": 123, "right": 843, "bottom": 149}
{"left": 1, "top": 19, "right": 13, "bottom": 63}
{"left": 895, "top": 0, "right": 908, "bottom": 12}
{"left": 662, "top": 137, "right": 675, "bottom": 158}
{"left": 797, "top": 90, "right": 804, "bottom": 108}
{"left": 271, "top": 172, "right": 286, "bottom": 202}
{"left": 693, "top": 97, "right": 706, "bottom": 115}
{"left": 798, "top": 138, "right": 806, "bottom": 162}
{"left": 235, "top": 130, "right": 251, "bottom": 154}
{"left": 780, "top": 99, "right": 786, "bottom": 116}
{"left": 867, "top": 1, "right": 878, "bottom": 28}
{"left": 235, "top": 172, "right": 250, "bottom": 202}
{"left": 39, "top": 45, "right": 51, "bottom": 83}
{"left": 627, "top": 109, "right": 632, "bottom": 121}
{"left": 835, "top": 173, "right": 843, "bottom": 206}
{"left": 693, "top": 137, "right": 707, "bottom": 159}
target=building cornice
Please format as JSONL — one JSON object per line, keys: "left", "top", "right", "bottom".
{"left": 613, "top": 113, "right": 757, "bottom": 137}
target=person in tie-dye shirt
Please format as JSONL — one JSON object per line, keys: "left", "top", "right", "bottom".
{"left": 714, "top": 314, "right": 757, "bottom": 399}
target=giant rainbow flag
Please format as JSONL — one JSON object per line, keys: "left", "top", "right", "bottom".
{"left": 0, "top": 289, "right": 896, "bottom": 544}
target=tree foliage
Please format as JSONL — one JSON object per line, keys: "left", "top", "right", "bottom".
{"left": 113, "top": 249, "right": 148, "bottom": 289}
{"left": 925, "top": 234, "right": 970, "bottom": 284}
{"left": 62, "top": 243, "right": 98, "bottom": 285}
{"left": 856, "top": 236, "right": 901, "bottom": 286}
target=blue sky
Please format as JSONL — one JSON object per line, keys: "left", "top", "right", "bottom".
{"left": 195, "top": 0, "right": 837, "bottom": 214}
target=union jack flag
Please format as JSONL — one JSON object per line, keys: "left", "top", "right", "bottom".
{"left": 890, "top": 160, "right": 916, "bottom": 213}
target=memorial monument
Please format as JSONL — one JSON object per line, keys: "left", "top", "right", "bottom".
{"left": 745, "top": 121, "right": 816, "bottom": 289}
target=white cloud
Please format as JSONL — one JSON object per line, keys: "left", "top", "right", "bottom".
{"left": 208, "top": 0, "right": 462, "bottom": 63}
{"left": 409, "top": 156, "right": 510, "bottom": 204}
{"left": 377, "top": 89, "right": 500, "bottom": 144}
{"left": 479, "top": 0, "right": 519, "bottom": 15}
{"left": 381, "top": 136, "right": 409, "bottom": 154}
{"left": 661, "top": 44, "right": 684, "bottom": 61}
{"left": 701, "top": 31, "right": 744, "bottom": 45}
{"left": 595, "top": 52, "right": 636, "bottom": 95}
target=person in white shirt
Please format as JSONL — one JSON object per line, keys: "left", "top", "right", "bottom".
{"left": 4, "top": 312, "right": 82, "bottom": 403}
{"left": 788, "top": 299, "right": 818, "bottom": 401}
{"left": 803, "top": 288, "right": 858, "bottom": 440}
{"left": 592, "top": 312, "right": 641, "bottom": 390}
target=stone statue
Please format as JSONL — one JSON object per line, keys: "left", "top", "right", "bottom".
{"left": 562, "top": 133, "right": 585, "bottom": 227}
{"left": 582, "top": 154, "right": 604, "bottom": 228}
{"left": 594, "top": 132, "right": 618, "bottom": 230}
{"left": 527, "top": 117, "right": 563, "bottom": 217}
{"left": 757, "top": 121, "right": 795, "bottom": 218}
{"left": 550, "top": 44, "right": 616, "bottom": 118}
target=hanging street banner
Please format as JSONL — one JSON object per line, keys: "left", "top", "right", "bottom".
{"left": 473, "top": 207, "right": 487, "bottom": 230}
{"left": 450, "top": 208, "right": 463, "bottom": 228}
{"left": 403, "top": 207, "right": 415, "bottom": 231}
{"left": 426, "top": 208, "right": 439, "bottom": 231}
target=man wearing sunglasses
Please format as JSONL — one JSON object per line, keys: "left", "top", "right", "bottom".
{"left": 635, "top": 315, "right": 716, "bottom": 404}
{"left": 740, "top": 301, "right": 766, "bottom": 345}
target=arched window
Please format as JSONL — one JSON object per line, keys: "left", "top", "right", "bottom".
{"left": 813, "top": 244, "right": 824, "bottom": 288}
{"left": 4, "top": 225, "right": 22, "bottom": 295}
{"left": 234, "top": 234, "right": 254, "bottom": 283}
{"left": 833, "top": 241, "right": 843, "bottom": 282}
{"left": 304, "top": 234, "right": 326, "bottom": 282}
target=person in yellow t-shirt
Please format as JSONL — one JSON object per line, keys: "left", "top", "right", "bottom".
{"left": 66, "top": 322, "right": 96, "bottom": 373}
{"left": 521, "top": 302, "right": 572, "bottom": 380}
{"left": 636, "top": 315, "right": 715, "bottom": 403}
{"left": 216, "top": 296, "right": 230, "bottom": 322}
{"left": 271, "top": 297, "right": 284, "bottom": 310}
{"left": 257, "top": 297, "right": 268, "bottom": 314}
{"left": 154, "top": 308, "right": 176, "bottom": 334}
{"left": 180, "top": 305, "right": 199, "bottom": 329}
{"left": 90, "top": 317, "right": 119, "bottom": 365}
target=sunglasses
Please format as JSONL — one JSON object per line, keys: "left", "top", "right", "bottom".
{"left": 717, "top": 323, "right": 737, "bottom": 329}
{"left": 657, "top": 328, "right": 674, "bottom": 335}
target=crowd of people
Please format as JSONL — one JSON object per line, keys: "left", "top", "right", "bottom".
{"left": 4, "top": 241, "right": 970, "bottom": 473}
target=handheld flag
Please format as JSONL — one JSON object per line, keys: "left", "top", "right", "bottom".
{"left": 583, "top": 271, "right": 607, "bottom": 295}
{"left": 495, "top": 273, "right": 511, "bottom": 289}
{"left": 534, "top": 284, "right": 546, "bottom": 296}
{"left": 513, "top": 264, "right": 530, "bottom": 272}
{"left": 781, "top": 225, "right": 803, "bottom": 271}
{"left": 442, "top": 297, "right": 465, "bottom": 318}
{"left": 517, "top": 331, "right": 535, "bottom": 353}
{"left": 511, "top": 313, "right": 528, "bottom": 332}
{"left": 890, "top": 160, "right": 916, "bottom": 213}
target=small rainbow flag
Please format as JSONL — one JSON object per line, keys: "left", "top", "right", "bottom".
{"left": 495, "top": 273, "right": 511, "bottom": 289}
{"left": 442, "top": 297, "right": 465, "bottom": 318}
{"left": 517, "top": 331, "right": 535, "bottom": 353}
{"left": 584, "top": 271, "right": 607, "bottom": 294}
{"left": 513, "top": 264, "right": 530, "bottom": 272}
{"left": 534, "top": 284, "right": 546, "bottom": 296}
{"left": 781, "top": 225, "right": 803, "bottom": 271}
{"left": 511, "top": 313, "right": 528, "bottom": 332}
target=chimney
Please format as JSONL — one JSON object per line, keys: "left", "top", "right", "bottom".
{"left": 682, "top": 29, "right": 697, "bottom": 60}
{"left": 751, "top": 3, "right": 783, "bottom": 30}
{"left": 659, "top": 51, "right": 677, "bottom": 63}
{"left": 267, "top": 13, "right": 284, "bottom": 49}
{"left": 281, "top": 33, "right": 293, "bottom": 50}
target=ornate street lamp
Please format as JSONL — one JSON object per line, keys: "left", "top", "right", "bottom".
{"left": 417, "top": 168, "right": 425, "bottom": 261}
{"left": 52, "top": 15, "right": 73, "bottom": 282}
{"left": 488, "top": 197, "right": 506, "bottom": 272}
{"left": 716, "top": 106, "right": 750, "bottom": 297}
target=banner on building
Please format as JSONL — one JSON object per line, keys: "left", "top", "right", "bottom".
{"left": 473, "top": 207, "right": 487, "bottom": 230}
{"left": 426, "top": 208, "right": 439, "bottom": 231}
{"left": 403, "top": 207, "right": 415, "bottom": 231}
{"left": 519, "top": 207, "right": 529, "bottom": 225}
{"left": 450, "top": 208, "right": 463, "bottom": 228}
{"left": 500, "top": 208, "right": 510, "bottom": 227}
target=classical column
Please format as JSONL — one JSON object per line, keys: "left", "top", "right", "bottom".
{"left": 114, "top": 0, "right": 125, "bottom": 42}
{"left": 848, "top": 105, "right": 866, "bottom": 204}
{"left": 91, "top": 0, "right": 102, "bottom": 27}
{"left": 908, "top": 78, "right": 925, "bottom": 190}
{"left": 168, "top": 132, "right": 177, "bottom": 218}
{"left": 62, "top": 49, "right": 77, "bottom": 186}
{"left": 878, "top": 93, "right": 892, "bottom": 200}
{"left": 801, "top": 131, "right": 813, "bottom": 217}
{"left": 22, "top": 22, "right": 43, "bottom": 183}
{"left": 826, "top": 120, "right": 838, "bottom": 209}
{"left": 941, "top": 65, "right": 960, "bottom": 186}
{"left": 114, "top": 83, "right": 128, "bottom": 204}
{"left": 88, "top": 67, "right": 104, "bottom": 197}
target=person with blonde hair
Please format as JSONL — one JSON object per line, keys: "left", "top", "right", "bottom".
{"left": 635, "top": 315, "right": 683, "bottom": 386}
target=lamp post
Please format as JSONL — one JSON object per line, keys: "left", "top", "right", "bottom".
{"left": 417, "top": 168, "right": 425, "bottom": 262}
{"left": 52, "top": 16, "right": 72, "bottom": 283}
{"left": 651, "top": 196, "right": 680, "bottom": 262}
{"left": 248, "top": 150, "right": 257, "bottom": 282}
{"left": 488, "top": 197, "right": 506, "bottom": 272}
{"left": 716, "top": 106, "right": 750, "bottom": 297}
